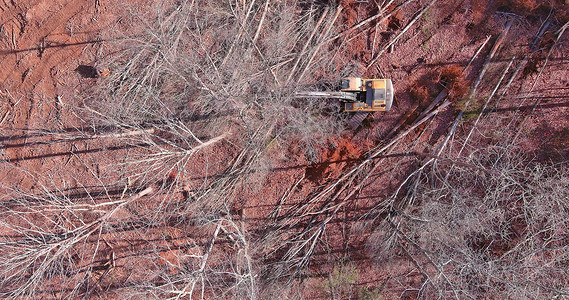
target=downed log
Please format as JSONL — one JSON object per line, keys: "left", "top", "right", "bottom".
{"left": 367, "top": 0, "right": 438, "bottom": 69}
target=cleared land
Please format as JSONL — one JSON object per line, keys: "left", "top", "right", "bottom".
{"left": 0, "top": 0, "right": 568, "bottom": 298}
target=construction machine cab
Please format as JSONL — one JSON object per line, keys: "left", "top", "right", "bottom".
{"left": 340, "top": 77, "right": 364, "bottom": 91}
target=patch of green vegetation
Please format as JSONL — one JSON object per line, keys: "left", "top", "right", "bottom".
{"left": 420, "top": 8, "right": 435, "bottom": 50}
{"left": 460, "top": 96, "right": 485, "bottom": 121}
{"left": 321, "top": 260, "right": 382, "bottom": 299}
{"left": 422, "top": 7, "right": 432, "bottom": 22}
{"left": 161, "top": 231, "right": 172, "bottom": 241}
{"left": 323, "top": 261, "right": 359, "bottom": 297}
{"left": 421, "top": 35, "right": 434, "bottom": 51}
{"left": 358, "top": 286, "right": 382, "bottom": 300}
{"left": 264, "top": 134, "right": 283, "bottom": 154}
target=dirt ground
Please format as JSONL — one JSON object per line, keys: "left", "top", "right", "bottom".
{"left": 0, "top": 0, "right": 114, "bottom": 189}
{"left": 1, "top": 0, "right": 568, "bottom": 298}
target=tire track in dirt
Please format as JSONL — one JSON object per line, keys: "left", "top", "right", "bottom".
{"left": 0, "top": 0, "right": 86, "bottom": 84}
{"left": 0, "top": 0, "right": 21, "bottom": 26}
{"left": 0, "top": 0, "right": 43, "bottom": 48}
{"left": 0, "top": 0, "right": 106, "bottom": 189}
{"left": 0, "top": 0, "right": 85, "bottom": 169}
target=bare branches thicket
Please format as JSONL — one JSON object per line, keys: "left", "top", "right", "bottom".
{"left": 30, "top": 0, "right": 351, "bottom": 297}
{"left": 0, "top": 169, "right": 154, "bottom": 298}
{"left": 0, "top": 169, "right": 259, "bottom": 298}
{"left": 66, "top": 1, "right": 352, "bottom": 235}
{"left": 120, "top": 216, "right": 257, "bottom": 299}
{"left": 368, "top": 146, "right": 569, "bottom": 298}
{"left": 85, "top": 0, "right": 345, "bottom": 179}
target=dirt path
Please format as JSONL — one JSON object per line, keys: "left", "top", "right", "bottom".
{"left": 0, "top": 0, "right": 118, "bottom": 190}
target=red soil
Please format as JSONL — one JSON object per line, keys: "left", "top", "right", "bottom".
{"left": 1, "top": 0, "right": 568, "bottom": 298}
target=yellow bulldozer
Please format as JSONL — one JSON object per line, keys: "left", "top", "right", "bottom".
{"left": 295, "top": 77, "right": 394, "bottom": 128}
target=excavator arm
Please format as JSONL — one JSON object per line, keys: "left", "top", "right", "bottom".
{"left": 293, "top": 77, "right": 394, "bottom": 129}
{"left": 293, "top": 91, "right": 358, "bottom": 102}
